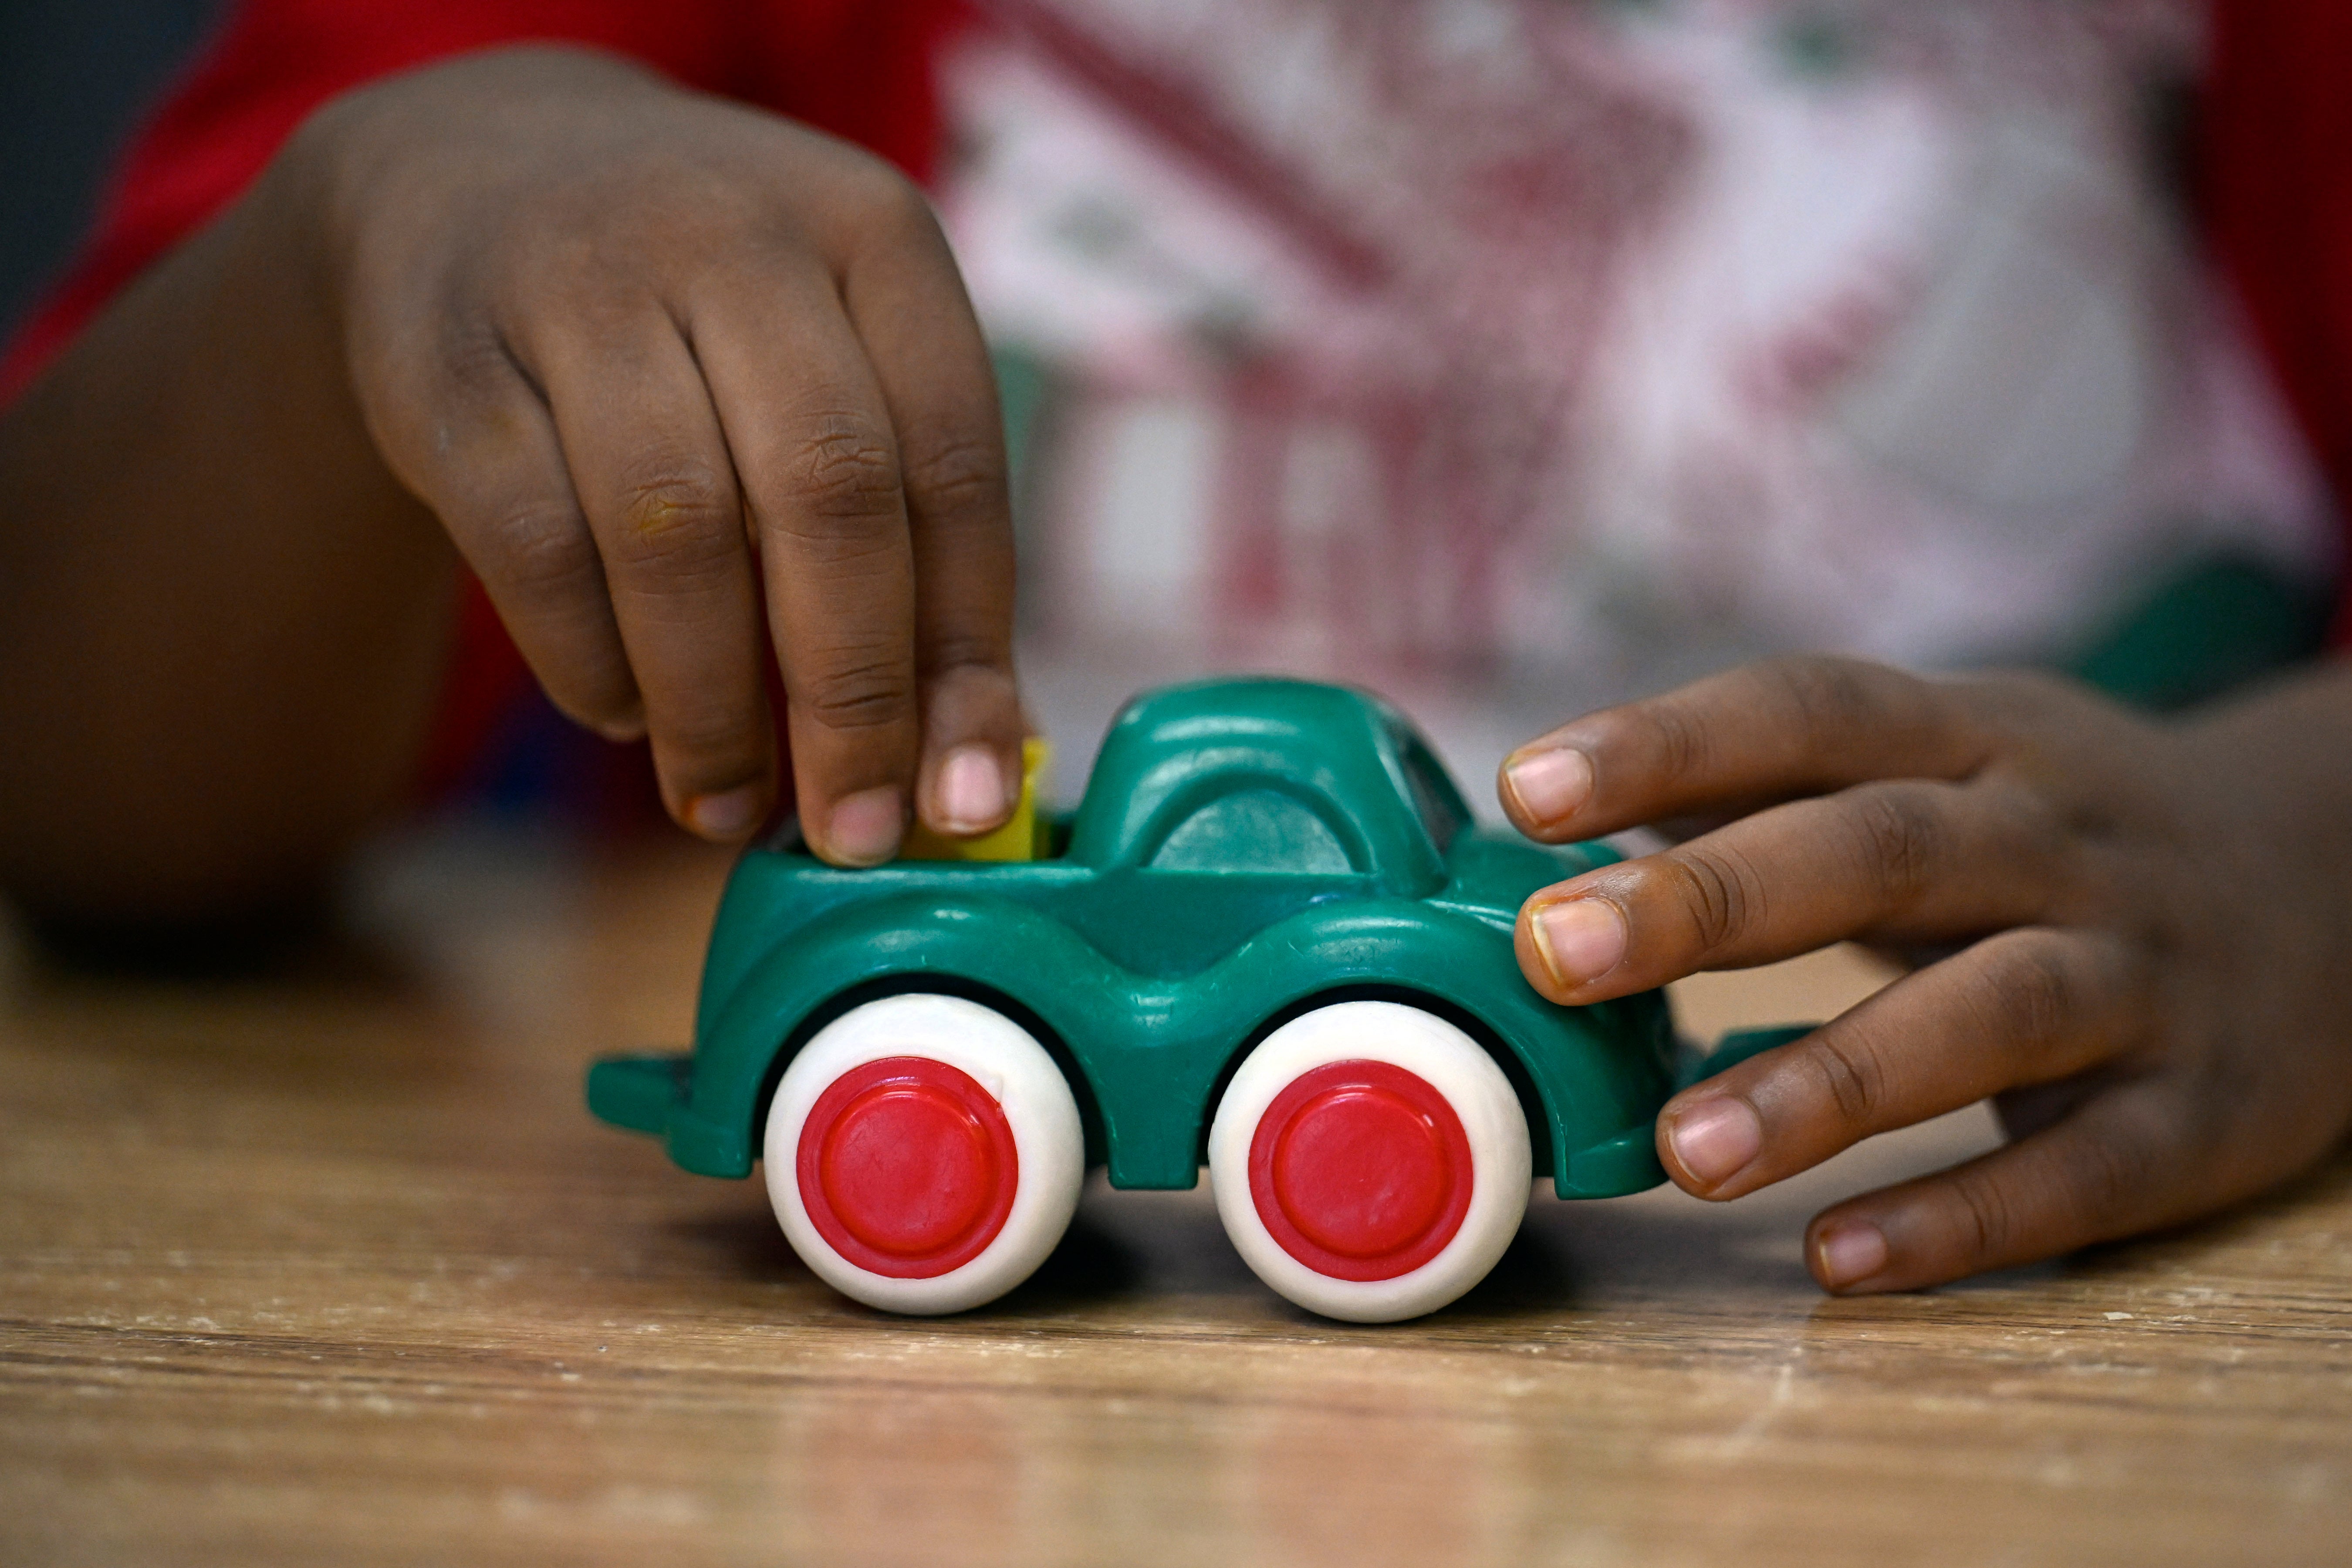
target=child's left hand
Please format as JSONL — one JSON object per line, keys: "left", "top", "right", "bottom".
{"left": 1497, "top": 655, "right": 2352, "bottom": 1293}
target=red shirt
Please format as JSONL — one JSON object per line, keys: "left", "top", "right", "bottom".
{"left": 2203, "top": 3, "right": 2352, "bottom": 640}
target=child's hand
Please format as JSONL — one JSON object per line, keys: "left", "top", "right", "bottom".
{"left": 302, "top": 48, "right": 1023, "bottom": 862}
{"left": 1497, "top": 656, "right": 2352, "bottom": 1292}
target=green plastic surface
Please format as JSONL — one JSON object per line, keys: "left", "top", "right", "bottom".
{"left": 2068, "top": 551, "right": 2335, "bottom": 713}
{"left": 1676, "top": 1024, "right": 1816, "bottom": 1092}
{"left": 586, "top": 678, "right": 1682, "bottom": 1200}
{"left": 587, "top": 1053, "right": 693, "bottom": 1134}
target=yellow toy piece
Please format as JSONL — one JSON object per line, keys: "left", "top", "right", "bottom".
{"left": 900, "top": 737, "right": 1050, "bottom": 862}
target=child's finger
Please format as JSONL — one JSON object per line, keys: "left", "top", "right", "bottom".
{"left": 1498, "top": 655, "right": 1990, "bottom": 842}
{"left": 686, "top": 257, "right": 921, "bottom": 867}
{"left": 524, "top": 308, "right": 778, "bottom": 842}
{"left": 1800, "top": 1078, "right": 2197, "bottom": 1292}
{"left": 838, "top": 190, "right": 1025, "bottom": 838}
{"left": 1513, "top": 775, "right": 2062, "bottom": 1001}
{"left": 383, "top": 345, "right": 645, "bottom": 743}
{"left": 1654, "top": 927, "right": 2147, "bottom": 1200}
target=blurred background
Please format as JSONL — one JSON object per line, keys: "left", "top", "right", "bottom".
{"left": 0, "top": 0, "right": 220, "bottom": 343}
{"left": 938, "top": 0, "right": 2337, "bottom": 787}
{"left": 6, "top": 0, "right": 2338, "bottom": 817}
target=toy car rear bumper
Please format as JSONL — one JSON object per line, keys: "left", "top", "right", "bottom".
{"left": 1557, "top": 1125, "right": 1666, "bottom": 1197}
{"left": 588, "top": 1051, "right": 693, "bottom": 1135}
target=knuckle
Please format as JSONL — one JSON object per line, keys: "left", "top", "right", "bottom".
{"left": 478, "top": 502, "right": 598, "bottom": 597}
{"left": 2062, "top": 1123, "right": 2149, "bottom": 1230}
{"left": 1946, "top": 1166, "right": 2021, "bottom": 1263}
{"left": 784, "top": 413, "right": 902, "bottom": 527}
{"left": 432, "top": 319, "right": 521, "bottom": 400}
{"left": 1642, "top": 699, "right": 1713, "bottom": 785}
{"left": 1990, "top": 775, "right": 2073, "bottom": 859}
{"left": 799, "top": 651, "right": 914, "bottom": 734}
{"left": 1771, "top": 655, "right": 1887, "bottom": 738}
{"left": 1974, "top": 935, "right": 2082, "bottom": 1051}
{"left": 621, "top": 453, "right": 729, "bottom": 526}
{"left": 1659, "top": 843, "right": 1762, "bottom": 954}
{"left": 1796, "top": 1028, "right": 1888, "bottom": 1128}
{"left": 657, "top": 704, "right": 766, "bottom": 764}
{"left": 903, "top": 435, "right": 1008, "bottom": 524}
{"left": 922, "top": 627, "right": 1010, "bottom": 681}
{"left": 1843, "top": 784, "right": 1944, "bottom": 907}
{"left": 848, "top": 161, "right": 942, "bottom": 239}
{"left": 608, "top": 459, "right": 738, "bottom": 570}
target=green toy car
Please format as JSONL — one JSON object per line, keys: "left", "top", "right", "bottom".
{"left": 589, "top": 678, "right": 1700, "bottom": 1321}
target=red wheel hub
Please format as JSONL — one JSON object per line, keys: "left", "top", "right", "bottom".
{"left": 1247, "top": 1058, "right": 1473, "bottom": 1282}
{"left": 797, "top": 1057, "right": 1018, "bottom": 1279}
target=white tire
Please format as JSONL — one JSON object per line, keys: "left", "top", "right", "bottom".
{"left": 1209, "top": 1001, "right": 1531, "bottom": 1322}
{"left": 764, "top": 993, "right": 1084, "bottom": 1315}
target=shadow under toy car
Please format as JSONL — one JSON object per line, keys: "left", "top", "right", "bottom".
{"left": 589, "top": 678, "right": 1776, "bottom": 1321}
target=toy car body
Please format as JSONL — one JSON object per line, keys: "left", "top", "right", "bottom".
{"left": 589, "top": 678, "right": 1686, "bottom": 1321}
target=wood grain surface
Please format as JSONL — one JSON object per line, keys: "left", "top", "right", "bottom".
{"left": 2, "top": 832, "right": 2347, "bottom": 1568}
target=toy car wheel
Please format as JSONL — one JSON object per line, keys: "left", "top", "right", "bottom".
{"left": 764, "top": 993, "right": 1084, "bottom": 1315}
{"left": 1209, "top": 1000, "right": 1531, "bottom": 1322}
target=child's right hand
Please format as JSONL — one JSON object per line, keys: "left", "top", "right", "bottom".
{"left": 296, "top": 47, "right": 1024, "bottom": 863}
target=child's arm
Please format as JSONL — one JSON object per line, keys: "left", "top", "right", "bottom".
{"left": 0, "top": 47, "right": 1023, "bottom": 924}
{"left": 1497, "top": 656, "right": 2352, "bottom": 1292}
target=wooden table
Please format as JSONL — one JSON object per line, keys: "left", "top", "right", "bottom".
{"left": 3, "top": 832, "right": 2347, "bottom": 1567}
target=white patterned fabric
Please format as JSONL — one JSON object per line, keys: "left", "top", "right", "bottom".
{"left": 943, "top": 0, "right": 2332, "bottom": 709}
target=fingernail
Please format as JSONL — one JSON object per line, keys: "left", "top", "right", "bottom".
{"left": 1504, "top": 747, "right": 1593, "bottom": 823}
{"left": 1666, "top": 1097, "right": 1762, "bottom": 1189}
{"left": 1531, "top": 898, "right": 1626, "bottom": 987}
{"left": 1816, "top": 1221, "right": 1889, "bottom": 1288}
{"left": 937, "top": 744, "right": 1007, "bottom": 833}
{"left": 686, "top": 785, "right": 764, "bottom": 840}
{"left": 826, "top": 786, "right": 905, "bottom": 865}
